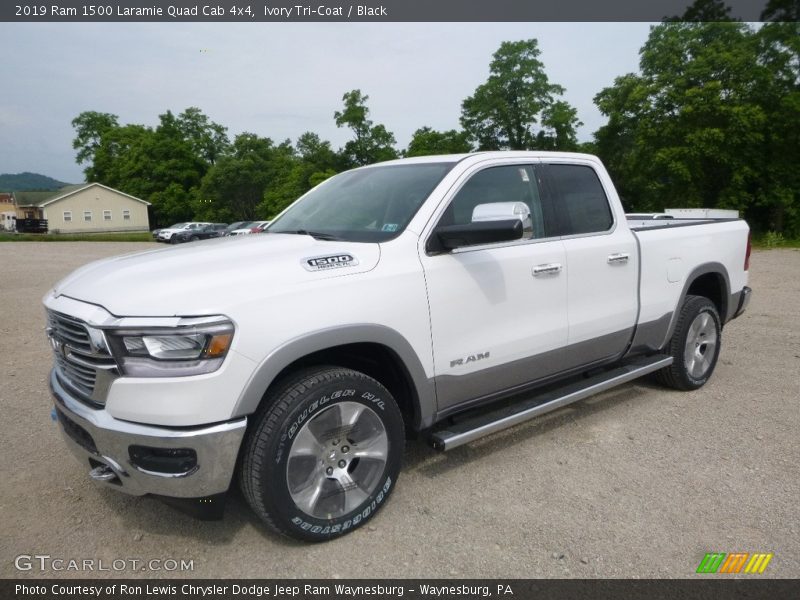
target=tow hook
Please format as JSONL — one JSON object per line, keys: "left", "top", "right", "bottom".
{"left": 89, "top": 464, "right": 118, "bottom": 482}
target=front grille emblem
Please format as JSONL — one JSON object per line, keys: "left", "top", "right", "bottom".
{"left": 46, "top": 328, "right": 66, "bottom": 356}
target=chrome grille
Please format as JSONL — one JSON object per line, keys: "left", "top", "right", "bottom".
{"left": 46, "top": 310, "right": 118, "bottom": 406}
{"left": 47, "top": 311, "right": 92, "bottom": 353}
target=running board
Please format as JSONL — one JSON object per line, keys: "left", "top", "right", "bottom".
{"left": 429, "top": 355, "right": 672, "bottom": 451}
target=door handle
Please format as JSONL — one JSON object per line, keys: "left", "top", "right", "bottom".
{"left": 607, "top": 253, "right": 630, "bottom": 264}
{"left": 533, "top": 263, "right": 562, "bottom": 276}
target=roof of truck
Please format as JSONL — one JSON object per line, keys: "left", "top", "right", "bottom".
{"left": 373, "top": 151, "right": 600, "bottom": 166}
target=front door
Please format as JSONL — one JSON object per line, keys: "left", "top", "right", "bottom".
{"left": 419, "top": 162, "right": 569, "bottom": 415}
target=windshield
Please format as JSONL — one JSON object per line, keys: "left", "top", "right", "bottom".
{"left": 169, "top": 222, "right": 187, "bottom": 229}
{"left": 268, "top": 162, "right": 454, "bottom": 242}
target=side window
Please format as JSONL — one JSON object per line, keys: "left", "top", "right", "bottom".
{"left": 439, "top": 165, "right": 547, "bottom": 239}
{"left": 546, "top": 164, "right": 613, "bottom": 235}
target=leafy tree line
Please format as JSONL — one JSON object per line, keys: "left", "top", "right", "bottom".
{"left": 72, "top": 6, "right": 799, "bottom": 235}
{"left": 71, "top": 37, "right": 580, "bottom": 228}
{"left": 594, "top": 0, "right": 800, "bottom": 236}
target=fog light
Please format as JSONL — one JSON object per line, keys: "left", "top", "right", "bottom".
{"left": 128, "top": 445, "right": 198, "bottom": 475}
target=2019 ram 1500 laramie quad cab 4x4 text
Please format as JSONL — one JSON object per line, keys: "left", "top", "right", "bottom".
{"left": 44, "top": 152, "right": 752, "bottom": 541}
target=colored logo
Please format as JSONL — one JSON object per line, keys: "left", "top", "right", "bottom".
{"left": 696, "top": 552, "right": 773, "bottom": 574}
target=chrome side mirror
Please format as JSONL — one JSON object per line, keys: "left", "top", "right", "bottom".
{"left": 471, "top": 202, "right": 533, "bottom": 240}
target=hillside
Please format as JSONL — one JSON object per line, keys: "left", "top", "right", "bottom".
{"left": 0, "top": 172, "right": 71, "bottom": 191}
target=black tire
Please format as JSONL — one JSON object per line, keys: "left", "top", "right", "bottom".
{"left": 240, "top": 366, "right": 404, "bottom": 541}
{"left": 656, "top": 295, "right": 722, "bottom": 391}
{"left": 189, "top": 235, "right": 199, "bottom": 242}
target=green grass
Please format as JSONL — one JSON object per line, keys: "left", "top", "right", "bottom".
{"left": 0, "top": 231, "right": 154, "bottom": 242}
{"left": 751, "top": 232, "right": 800, "bottom": 249}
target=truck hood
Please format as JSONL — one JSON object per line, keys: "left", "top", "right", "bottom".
{"left": 51, "top": 234, "right": 380, "bottom": 317}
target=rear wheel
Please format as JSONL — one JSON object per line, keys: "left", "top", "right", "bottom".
{"left": 240, "top": 366, "right": 404, "bottom": 541}
{"left": 656, "top": 295, "right": 721, "bottom": 390}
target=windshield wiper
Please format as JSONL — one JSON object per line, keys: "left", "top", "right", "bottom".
{"left": 273, "top": 229, "right": 344, "bottom": 241}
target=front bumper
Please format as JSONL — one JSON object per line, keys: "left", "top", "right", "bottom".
{"left": 50, "top": 369, "right": 246, "bottom": 498}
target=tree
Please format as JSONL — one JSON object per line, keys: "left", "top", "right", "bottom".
{"left": 460, "top": 39, "right": 579, "bottom": 151}
{"left": 71, "top": 111, "right": 119, "bottom": 175}
{"left": 88, "top": 123, "right": 154, "bottom": 194}
{"left": 198, "top": 133, "right": 286, "bottom": 222}
{"left": 761, "top": 0, "right": 800, "bottom": 21}
{"left": 753, "top": 19, "right": 800, "bottom": 233}
{"left": 334, "top": 90, "right": 398, "bottom": 166}
{"left": 259, "top": 133, "right": 340, "bottom": 218}
{"left": 175, "top": 107, "right": 230, "bottom": 165}
{"left": 536, "top": 100, "right": 582, "bottom": 151}
{"left": 666, "top": 0, "right": 734, "bottom": 21}
{"left": 405, "top": 127, "right": 472, "bottom": 157}
{"left": 593, "top": 20, "right": 800, "bottom": 235}
{"left": 71, "top": 108, "right": 224, "bottom": 226}
{"left": 296, "top": 131, "right": 340, "bottom": 175}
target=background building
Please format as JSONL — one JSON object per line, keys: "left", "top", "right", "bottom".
{"left": 11, "top": 183, "right": 150, "bottom": 233}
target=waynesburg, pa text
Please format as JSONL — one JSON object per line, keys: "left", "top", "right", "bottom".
{"left": 16, "top": 583, "right": 513, "bottom": 598}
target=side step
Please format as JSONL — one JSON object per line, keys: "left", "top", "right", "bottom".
{"left": 429, "top": 354, "right": 672, "bottom": 451}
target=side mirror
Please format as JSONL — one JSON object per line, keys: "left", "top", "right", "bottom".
{"left": 432, "top": 202, "right": 532, "bottom": 252}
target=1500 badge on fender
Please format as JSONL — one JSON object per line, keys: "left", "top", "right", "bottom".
{"left": 303, "top": 254, "right": 358, "bottom": 271}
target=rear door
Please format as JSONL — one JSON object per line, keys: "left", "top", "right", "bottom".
{"left": 541, "top": 161, "right": 638, "bottom": 366}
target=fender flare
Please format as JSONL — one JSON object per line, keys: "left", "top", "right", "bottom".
{"left": 661, "top": 262, "right": 731, "bottom": 349}
{"left": 231, "top": 324, "right": 436, "bottom": 430}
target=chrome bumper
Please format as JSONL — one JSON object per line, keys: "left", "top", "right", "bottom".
{"left": 50, "top": 369, "right": 246, "bottom": 498}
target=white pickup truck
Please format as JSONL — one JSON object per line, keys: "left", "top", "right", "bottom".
{"left": 44, "top": 152, "right": 751, "bottom": 541}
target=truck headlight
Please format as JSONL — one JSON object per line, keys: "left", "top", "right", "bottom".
{"left": 107, "top": 320, "right": 234, "bottom": 377}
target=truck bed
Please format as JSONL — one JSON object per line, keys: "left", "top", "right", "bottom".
{"left": 627, "top": 214, "right": 740, "bottom": 232}
{"left": 630, "top": 216, "right": 750, "bottom": 350}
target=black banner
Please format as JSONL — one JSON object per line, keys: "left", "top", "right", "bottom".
{"left": 2, "top": 0, "right": 779, "bottom": 23}
{"left": 4, "top": 579, "right": 800, "bottom": 600}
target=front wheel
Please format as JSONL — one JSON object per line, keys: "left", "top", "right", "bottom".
{"left": 240, "top": 367, "right": 404, "bottom": 541}
{"left": 656, "top": 294, "right": 722, "bottom": 390}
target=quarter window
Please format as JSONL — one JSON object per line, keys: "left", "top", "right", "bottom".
{"left": 63, "top": 211, "right": 72, "bottom": 222}
{"left": 546, "top": 164, "right": 613, "bottom": 235}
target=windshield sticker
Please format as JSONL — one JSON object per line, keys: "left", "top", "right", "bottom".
{"left": 519, "top": 168, "right": 530, "bottom": 182}
{"left": 303, "top": 254, "right": 359, "bottom": 272}
{"left": 381, "top": 223, "right": 399, "bottom": 232}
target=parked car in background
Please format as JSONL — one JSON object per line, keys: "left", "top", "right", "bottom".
{"left": 255, "top": 221, "right": 271, "bottom": 233}
{"left": 157, "top": 222, "right": 211, "bottom": 243}
{"left": 227, "top": 221, "right": 270, "bottom": 236}
{"left": 172, "top": 223, "right": 228, "bottom": 243}
{"left": 151, "top": 228, "right": 163, "bottom": 241}
{"left": 223, "top": 221, "right": 250, "bottom": 236}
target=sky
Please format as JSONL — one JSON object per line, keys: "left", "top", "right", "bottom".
{"left": 1, "top": 22, "right": 654, "bottom": 183}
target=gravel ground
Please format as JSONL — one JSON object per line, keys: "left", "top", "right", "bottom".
{"left": 1, "top": 242, "right": 798, "bottom": 579}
